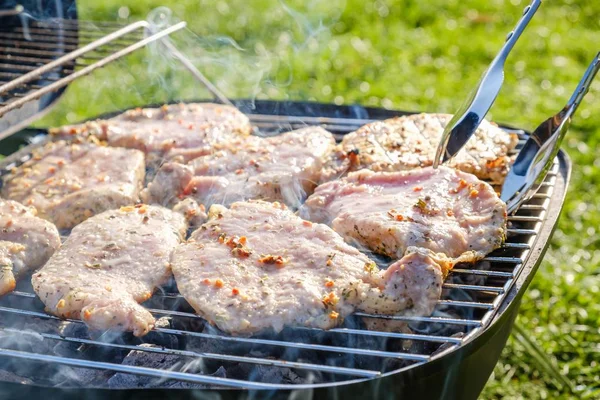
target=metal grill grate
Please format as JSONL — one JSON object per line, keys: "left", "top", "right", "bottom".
{"left": 0, "top": 114, "right": 561, "bottom": 390}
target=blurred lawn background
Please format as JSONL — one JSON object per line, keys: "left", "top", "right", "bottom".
{"left": 38, "top": 0, "right": 600, "bottom": 398}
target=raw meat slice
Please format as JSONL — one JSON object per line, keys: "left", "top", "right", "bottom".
{"left": 142, "top": 127, "right": 336, "bottom": 209}
{"left": 171, "top": 200, "right": 450, "bottom": 335}
{"left": 31, "top": 205, "right": 186, "bottom": 337}
{"left": 323, "top": 113, "right": 518, "bottom": 183}
{"left": 1, "top": 140, "right": 145, "bottom": 229}
{"left": 50, "top": 103, "right": 252, "bottom": 163}
{"left": 0, "top": 199, "right": 60, "bottom": 296}
{"left": 303, "top": 166, "right": 507, "bottom": 264}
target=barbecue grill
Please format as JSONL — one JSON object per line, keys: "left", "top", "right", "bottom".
{"left": 0, "top": 2, "right": 571, "bottom": 399}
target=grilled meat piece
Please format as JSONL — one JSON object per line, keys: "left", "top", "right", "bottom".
{"left": 50, "top": 103, "right": 252, "bottom": 164}
{"left": 31, "top": 205, "right": 186, "bottom": 337}
{"left": 1, "top": 140, "right": 145, "bottom": 229}
{"left": 171, "top": 200, "right": 449, "bottom": 335}
{"left": 142, "top": 127, "right": 336, "bottom": 209}
{"left": 0, "top": 200, "right": 60, "bottom": 296}
{"left": 303, "top": 166, "right": 507, "bottom": 266}
{"left": 323, "top": 113, "right": 518, "bottom": 183}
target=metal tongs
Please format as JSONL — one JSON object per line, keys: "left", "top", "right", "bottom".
{"left": 501, "top": 53, "right": 600, "bottom": 213}
{"left": 433, "top": 0, "right": 542, "bottom": 167}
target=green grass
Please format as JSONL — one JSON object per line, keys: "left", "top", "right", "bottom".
{"left": 37, "top": 1, "right": 600, "bottom": 398}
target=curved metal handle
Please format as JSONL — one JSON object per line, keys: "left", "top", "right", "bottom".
{"left": 564, "top": 51, "right": 600, "bottom": 116}
{"left": 498, "top": 0, "right": 542, "bottom": 65}
{"left": 433, "top": 0, "right": 542, "bottom": 168}
{"left": 503, "top": 52, "right": 600, "bottom": 213}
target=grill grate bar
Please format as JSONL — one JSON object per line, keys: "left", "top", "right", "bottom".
{"left": 11, "top": 26, "right": 144, "bottom": 39}
{"left": 0, "top": 39, "right": 83, "bottom": 51}
{"left": 353, "top": 313, "right": 483, "bottom": 326}
{"left": 155, "top": 327, "right": 431, "bottom": 361}
{"left": 450, "top": 268, "right": 514, "bottom": 278}
{"left": 0, "top": 348, "right": 348, "bottom": 390}
{"left": 0, "top": 327, "right": 379, "bottom": 378}
{"left": 7, "top": 291, "right": 461, "bottom": 342}
{"left": 436, "top": 300, "right": 494, "bottom": 309}
{"left": 0, "top": 303, "right": 431, "bottom": 362}
{"left": 508, "top": 215, "right": 544, "bottom": 222}
{"left": 482, "top": 256, "right": 523, "bottom": 263}
{"left": 507, "top": 228, "right": 537, "bottom": 235}
{"left": 6, "top": 290, "right": 461, "bottom": 346}
{"left": 295, "top": 327, "right": 462, "bottom": 344}
{"left": 148, "top": 292, "right": 499, "bottom": 314}
{"left": 442, "top": 283, "right": 504, "bottom": 293}
{"left": 501, "top": 242, "right": 531, "bottom": 249}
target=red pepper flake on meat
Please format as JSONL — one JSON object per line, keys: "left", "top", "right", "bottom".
{"left": 470, "top": 189, "right": 479, "bottom": 198}
{"left": 202, "top": 278, "right": 211, "bottom": 285}
{"left": 215, "top": 279, "right": 224, "bottom": 288}
{"left": 325, "top": 279, "right": 334, "bottom": 288}
{"left": 48, "top": 167, "right": 56, "bottom": 174}
{"left": 232, "top": 288, "right": 240, "bottom": 296}
{"left": 259, "top": 254, "right": 287, "bottom": 266}
{"left": 322, "top": 292, "right": 339, "bottom": 307}
{"left": 302, "top": 220, "right": 313, "bottom": 228}
{"left": 235, "top": 169, "right": 244, "bottom": 175}
{"left": 346, "top": 149, "right": 360, "bottom": 166}
{"left": 5, "top": 220, "right": 12, "bottom": 228}
{"left": 450, "top": 179, "right": 469, "bottom": 194}
{"left": 232, "top": 247, "right": 252, "bottom": 258}
{"left": 223, "top": 235, "right": 253, "bottom": 258}
{"left": 447, "top": 209, "right": 455, "bottom": 217}
{"left": 413, "top": 186, "right": 423, "bottom": 192}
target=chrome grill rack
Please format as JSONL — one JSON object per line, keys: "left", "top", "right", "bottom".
{"left": 0, "top": 112, "right": 565, "bottom": 390}
{"left": 0, "top": 18, "right": 188, "bottom": 139}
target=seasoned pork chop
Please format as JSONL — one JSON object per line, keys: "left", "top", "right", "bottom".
{"left": 303, "top": 166, "right": 507, "bottom": 265}
{"left": 51, "top": 103, "right": 252, "bottom": 164}
{"left": 172, "top": 201, "right": 450, "bottom": 335}
{"left": 32, "top": 205, "right": 186, "bottom": 337}
{"left": 142, "top": 127, "right": 336, "bottom": 209}
{"left": 0, "top": 200, "right": 60, "bottom": 296}
{"left": 323, "top": 113, "right": 518, "bottom": 183}
{"left": 1, "top": 141, "right": 145, "bottom": 229}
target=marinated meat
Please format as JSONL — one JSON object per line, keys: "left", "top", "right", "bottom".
{"left": 303, "top": 166, "right": 507, "bottom": 265}
{"left": 323, "top": 113, "right": 519, "bottom": 183}
{"left": 142, "top": 127, "right": 336, "bottom": 209}
{"left": 1, "top": 141, "right": 145, "bottom": 229}
{"left": 0, "top": 200, "right": 60, "bottom": 296}
{"left": 50, "top": 103, "right": 252, "bottom": 164}
{"left": 32, "top": 205, "right": 186, "bottom": 337}
{"left": 171, "top": 200, "right": 450, "bottom": 335}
